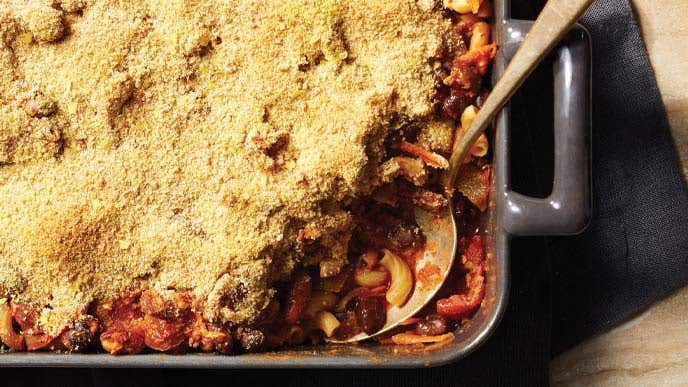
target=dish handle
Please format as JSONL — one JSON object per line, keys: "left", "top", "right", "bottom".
{"left": 500, "top": 23, "right": 591, "bottom": 236}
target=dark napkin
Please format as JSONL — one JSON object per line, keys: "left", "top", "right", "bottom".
{"left": 6, "top": 0, "right": 688, "bottom": 385}
{"left": 547, "top": 0, "right": 688, "bottom": 354}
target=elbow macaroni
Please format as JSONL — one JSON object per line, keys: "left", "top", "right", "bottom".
{"left": 472, "top": 134, "right": 489, "bottom": 157}
{"left": 315, "top": 311, "right": 341, "bottom": 338}
{"left": 444, "top": 0, "right": 483, "bottom": 14}
{"left": 470, "top": 22, "right": 490, "bottom": 51}
{"left": 379, "top": 250, "right": 413, "bottom": 307}
{"left": 354, "top": 267, "right": 388, "bottom": 288}
{"left": 460, "top": 105, "right": 478, "bottom": 130}
{"left": 459, "top": 105, "right": 489, "bottom": 158}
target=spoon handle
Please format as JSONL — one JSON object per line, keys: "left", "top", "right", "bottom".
{"left": 443, "top": 0, "right": 595, "bottom": 191}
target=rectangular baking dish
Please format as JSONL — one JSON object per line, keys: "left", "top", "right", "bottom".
{"left": 0, "top": 0, "right": 590, "bottom": 368}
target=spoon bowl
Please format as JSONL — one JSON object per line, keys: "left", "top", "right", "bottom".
{"left": 328, "top": 206, "right": 457, "bottom": 343}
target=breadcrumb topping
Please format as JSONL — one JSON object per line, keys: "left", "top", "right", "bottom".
{"left": 0, "top": 0, "right": 450, "bottom": 334}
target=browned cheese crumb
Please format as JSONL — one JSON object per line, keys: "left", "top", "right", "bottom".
{"left": 0, "top": 0, "right": 452, "bottom": 334}
{"left": 23, "top": 4, "right": 65, "bottom": 43}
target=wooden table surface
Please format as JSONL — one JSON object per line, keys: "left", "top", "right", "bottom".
{"left": 551, "top": 0, "right": 688, "bottom": 385}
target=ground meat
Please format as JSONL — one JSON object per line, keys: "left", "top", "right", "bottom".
{"left": 447, "top": 62, "right": 482, "bottom": 93}
{"left": 141, "top": 314, "right": 190, "bottom": 352}
{"left": 100, "top": 328, "right": 145, "bottom": 355}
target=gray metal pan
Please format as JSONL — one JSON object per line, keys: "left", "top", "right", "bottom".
{"left": 0, "top": 0, "right": 590, "bottom": 368}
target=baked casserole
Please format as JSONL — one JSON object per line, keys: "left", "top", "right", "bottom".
{"left": 0, "top": 0, "right": 495, "bottom": 354}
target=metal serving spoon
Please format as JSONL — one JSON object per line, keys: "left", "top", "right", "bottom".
{"left": 331, "top": 0, "right": 595, "bottom": 343}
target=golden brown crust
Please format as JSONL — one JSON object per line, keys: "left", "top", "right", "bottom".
{"left": 0, "top": 0, "right": 451, "bottom": 335}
